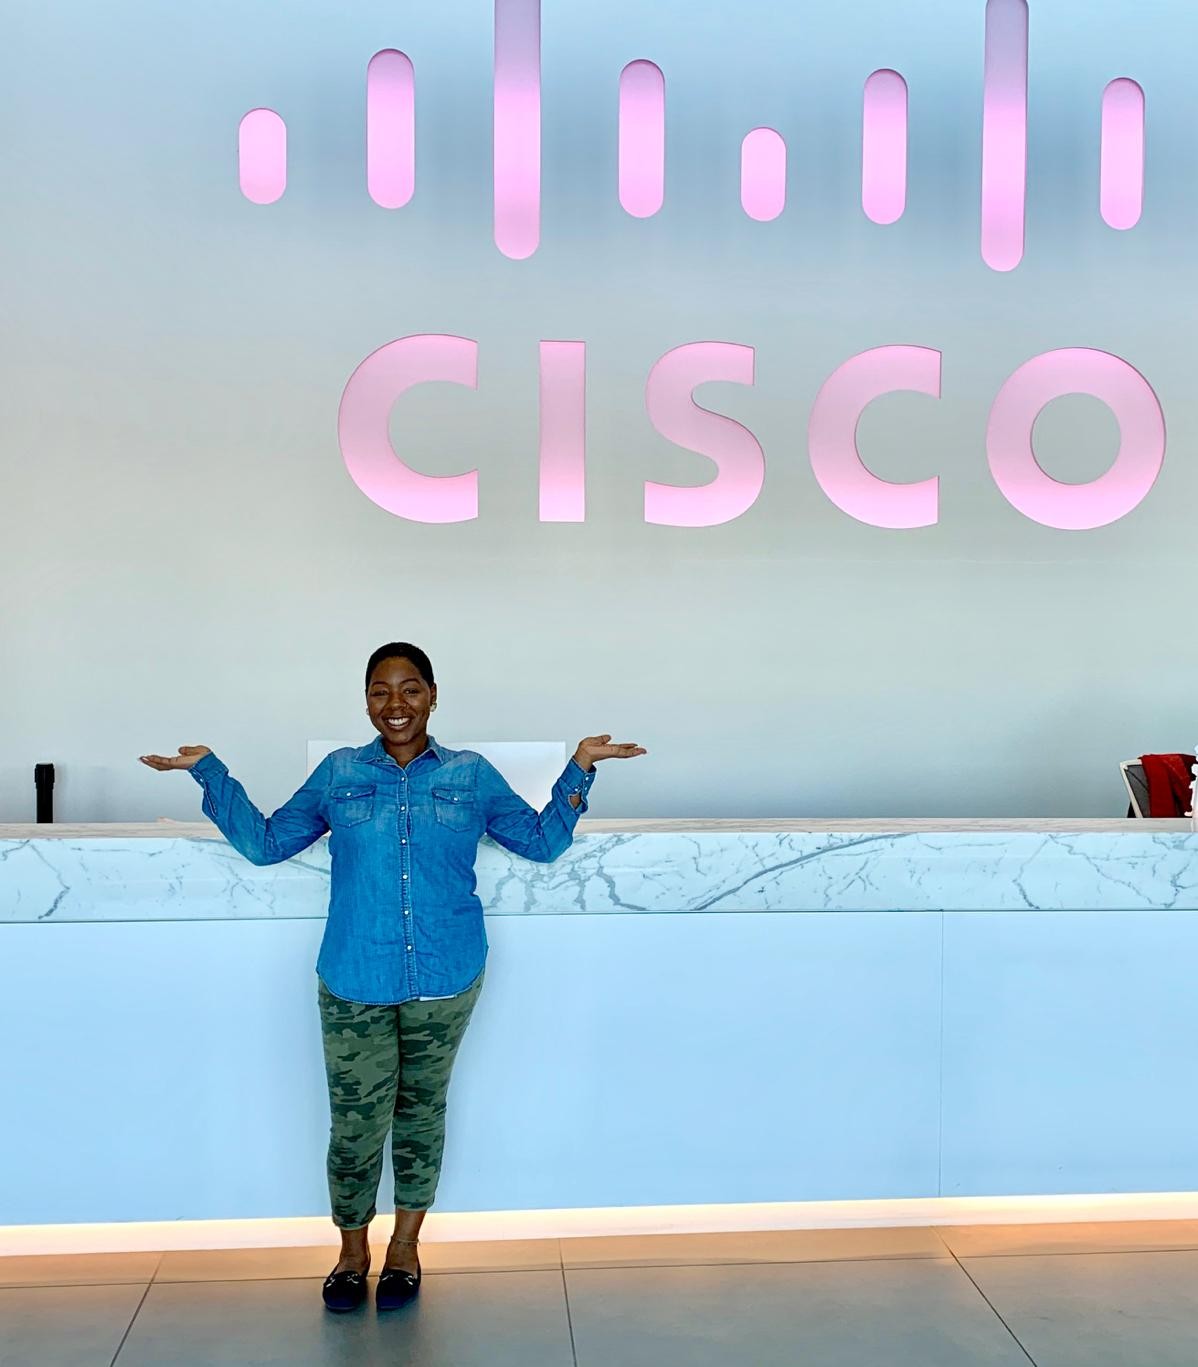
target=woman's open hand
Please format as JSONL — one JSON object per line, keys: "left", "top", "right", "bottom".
{"left": 138, "top": 746, "right": 211, "bottom": 772}
{"left": 572, "top": 735, "right": 647, "bottom": 771}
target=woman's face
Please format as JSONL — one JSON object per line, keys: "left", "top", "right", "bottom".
{"left": 366, "top": 657, "right": 437, "bottom": 745}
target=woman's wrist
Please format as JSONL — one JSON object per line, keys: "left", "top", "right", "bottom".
{"left": 571, "top": 749, "right": 594, "bottom": 772}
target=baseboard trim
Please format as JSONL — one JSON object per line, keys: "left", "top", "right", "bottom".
{"left": 5, "top": 1191, "right": 1198, "bottom": 1257}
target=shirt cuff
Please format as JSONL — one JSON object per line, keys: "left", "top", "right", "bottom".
{"left": 189, "top": 751, "right": 227, "bottom": 785}
{"left": 564, "top": 756, "right": 597, "bottom": 796}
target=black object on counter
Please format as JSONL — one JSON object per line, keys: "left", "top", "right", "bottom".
{"left": 34, "top": 763, "right": 55, "bottom": 823}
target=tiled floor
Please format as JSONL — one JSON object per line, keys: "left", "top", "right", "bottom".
{"left": 6, "top": 1222, "right": 1198, "bottom": 1366}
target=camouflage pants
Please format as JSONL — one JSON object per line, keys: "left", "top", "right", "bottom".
{"left": 317, "top": 971, "right": 484, "bottom": 1228}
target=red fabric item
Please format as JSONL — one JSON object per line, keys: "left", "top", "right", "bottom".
{"left": 1139, "top": 753, "right": 1196, "bottom": 817}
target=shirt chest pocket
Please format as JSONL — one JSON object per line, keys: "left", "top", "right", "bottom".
{"left": 328, "top": 783, "right": 376, "bottom": 828}
{"left": 432, "top": 785, "right": 475, "bottom": 833}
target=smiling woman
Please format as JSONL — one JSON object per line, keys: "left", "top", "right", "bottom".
{"left": 366, "top": 644, "right": 436, "bottom": 750}
{"left": 137, "top": 641, "right": 645, "bottom": 1312}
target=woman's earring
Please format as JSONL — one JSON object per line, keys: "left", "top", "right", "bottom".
{"left": 431, "top": 702, "right": 438, "bottom": 712}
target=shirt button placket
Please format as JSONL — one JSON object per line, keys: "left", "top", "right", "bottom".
{"left": 398, "top": 771, "right": 416, "bottom": 993}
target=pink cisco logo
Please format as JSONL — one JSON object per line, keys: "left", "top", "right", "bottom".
{"left": 238, "top": 0, "right": 1164, "bottom": 530}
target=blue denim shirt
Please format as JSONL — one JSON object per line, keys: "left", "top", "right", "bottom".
{"left": 189, "top": 736, "right": 596, "bottom": 1004}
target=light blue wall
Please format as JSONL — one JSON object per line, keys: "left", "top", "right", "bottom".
{"left": 941, "top": 911, "right": 1198, "bottom": 1194}
{"left": 2, "top": 0, "right": 1195, "bottom": 823}
{"left": 6, "top": 908, "right": 1198, "bottom": 1224}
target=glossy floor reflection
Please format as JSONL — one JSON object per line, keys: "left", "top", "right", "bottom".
{"left": 6, "top": 1221, "right": 1198, "bottom": 1366}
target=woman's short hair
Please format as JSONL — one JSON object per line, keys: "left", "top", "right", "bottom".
{"left": 364, "top": 642, "right": 435, "bottom": 691}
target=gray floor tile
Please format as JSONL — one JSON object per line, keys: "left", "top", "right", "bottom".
{"left": 963, "top": 1248, "right": 1198, "bottom": 1367}
{"left": 561, "top": 1226, "right": 948, "bottom": 1268}
{"left": 0, "top": 1282, "right": 148, "bottom": 1367}
{"left": 0, "top": 1252, "right": 160, "bottom": 1289}
{"left": 155, "top": 1238, "right": 560, "bottom": 1281}
{"left": 113, "top": 1270, "right": 574, "bottom": 1367}
{"left": 567, "top": 1258, "right": 1032, "bottom": 1367}
{"left": 940, "top": 1219, "right": 1198, "bottom": 1258}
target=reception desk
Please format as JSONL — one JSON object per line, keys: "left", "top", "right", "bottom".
{"left": 3, "top": 818, "right": 1198, "bottom": 1245}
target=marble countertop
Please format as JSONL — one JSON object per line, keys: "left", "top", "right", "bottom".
{"left": 2, "top": 817, "right": 1193, "bottom": 838}
{"left": 3, "top": 819, "right": 1197, "bottom": 921}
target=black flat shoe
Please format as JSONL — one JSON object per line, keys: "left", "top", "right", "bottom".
{"left": 322, "top": 1265, "right": 369, "bottom": 1312}
{"left": 375, "top": 1257, "right": 422, "bottom": 1311}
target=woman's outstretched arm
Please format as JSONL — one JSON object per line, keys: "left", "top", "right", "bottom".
{"left": 482, "top": 735, "right": 645, "bottom": 863}
{"left": 139, "top": 746, "right": 331, "bottom": 865}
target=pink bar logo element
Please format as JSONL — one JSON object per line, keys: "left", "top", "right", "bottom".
{"left": 238, "top": 109, "right": 286, "bottom": 205}
{"left": 981, "top": 0, "right": 1028, "bottom": 271}
{"left": 741, "top": 128, "right": 786, "bottom": 222}
{"left": 1101, "top": 78, "right": 1145, "bottom": 230}
{"left": 619, "top": 61, "right": 666, "bottom": 218}
{"left": 493, "top": 0, "right": 541, "bottom": 258}
{"left": 237, "top": 0, "right": 1151, "bottom": 268}
{"left": 367, "top": 50, "right": 415, "bottom": 210}
{"left": 861, "top": 71, "right": 907, "bottom": 225}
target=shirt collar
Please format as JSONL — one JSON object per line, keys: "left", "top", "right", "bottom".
{"left": 353, "top": 733, "right": 445, "bottom": 767}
